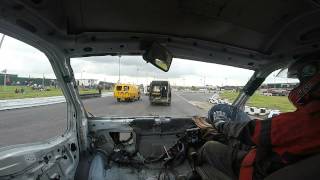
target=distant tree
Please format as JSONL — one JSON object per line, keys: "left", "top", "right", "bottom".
{"left": 191, "top": 86, "right": 197, "bottom": 91}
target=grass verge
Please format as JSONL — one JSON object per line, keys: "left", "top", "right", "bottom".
{"left": 220, "top": 91, "right": 296, "bottom": 112}
{"left": 0, "top": 86, "right": 108, "bottom": 100}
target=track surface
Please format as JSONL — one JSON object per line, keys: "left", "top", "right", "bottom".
{"left": 0, "top": 92, "right": 212, "bottom": 147}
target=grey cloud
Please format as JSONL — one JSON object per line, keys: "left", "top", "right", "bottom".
{"left": 1, "top": 34, "right": 254, "bottom": 85}
{"left": 71, "top": 56, "right": 198, "bottom": 79}
{"left": 0, "top": 36, "right": 55, "bottom": 78}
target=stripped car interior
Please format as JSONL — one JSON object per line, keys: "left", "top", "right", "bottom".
{"left": 0, "top": 0, "right": 319, "bottom": 180}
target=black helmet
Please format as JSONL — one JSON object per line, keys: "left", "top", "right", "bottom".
{"left": 278, "top": 53, "right": 320, "bottom": 82}
{"left": 286, "top": 53, "right": 320, "bottom": 107}
{"left": 288, "top": 58, "right": 319, "bottom": 82}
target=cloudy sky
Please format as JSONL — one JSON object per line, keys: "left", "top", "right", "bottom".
{"left": 0, "top": 35, "right": 298, "bottom": 86}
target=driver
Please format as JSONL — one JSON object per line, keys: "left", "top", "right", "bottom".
{"left": 199, "top": 54, "right": 320, "bottom": 180}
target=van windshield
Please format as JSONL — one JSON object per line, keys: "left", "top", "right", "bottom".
{"left": 116, "top": 86, "right": 122, "bottom": 91}
{"left": 69, "top": 55, "right": 293, "bottom": 117}
{"left": 152, "top": 86, "right": 161, "bottom": 93}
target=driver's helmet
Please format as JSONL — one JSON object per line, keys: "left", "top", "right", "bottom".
{"left": 278, "top": 53, "right": 320, "bottom": 107}
{"left": 288, "top": 57, "right": 320, "bottom": 82}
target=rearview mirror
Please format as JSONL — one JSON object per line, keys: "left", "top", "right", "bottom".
{"left": 143, "top": 42, "right": 173, "bottom": 72}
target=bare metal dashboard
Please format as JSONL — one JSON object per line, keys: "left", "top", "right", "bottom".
{"left": 88, "top": 116, "right": 196, "bottom": 157}
{"left": 85, "top": 116, "right": 202, "bottom": 180}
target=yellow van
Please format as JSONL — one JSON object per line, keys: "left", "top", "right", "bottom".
{"left": 114, "top": 84, "right": 140, "bottom": 102}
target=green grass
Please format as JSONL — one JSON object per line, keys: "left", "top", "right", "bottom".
{"left": 220, "top": 91, "right": 296, "bottom": 112}
{"left": 0, "top": 86, "right": 105, "bottom": 100}
{"left": 219, "top": 91, "right": 239, "bottom": 102}
{"left": 78, "top": 89, "right": 101, "bottom": 95}
{"left": 0, "top": 86, "right": 63, "bottom": 99}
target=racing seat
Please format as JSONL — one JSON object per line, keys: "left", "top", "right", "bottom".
{"left": 265, "top": 153, "right": 320, "bottom": 180}
{"left": 196, "top": 164, "right": 232, "bottom": 180}
{"left": 196, "top": 153, "right": 320, "bottom": 180}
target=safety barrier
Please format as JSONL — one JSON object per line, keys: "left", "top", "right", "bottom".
{"left": 0, "top": 92, "right": 113, "bottom": 111}
{"left": 79, "top": 93, "right": 101, "bottom": 99}
{"left": 0, "top": 96, "right": 66, "bottom": 111}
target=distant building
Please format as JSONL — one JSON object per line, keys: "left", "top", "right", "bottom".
{"left": 220, "top": 86, "right": 243, "bottom": 91}
{"left": 0, "top": 73, "right": 56, "bottom": 86}
{"left": 260, "top": 83, "right": 298, "bottom": 96}
{"left": 197, "top": 85, "right": 218, "bottom": 91}
{"left": 260, "top": 83, "right": 298, "bottom": 89}
{"left": 77, "top": 79, "right": 98, "bottom": 88}
{"left": 98, "top": 81, "right": 115, "bottom": 90}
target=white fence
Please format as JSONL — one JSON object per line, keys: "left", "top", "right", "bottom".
{"left": 0, "top": 92, "right": 113, "bottom": 111}
{"left": 0, "top": 96, "right": 66, "bottom": 111}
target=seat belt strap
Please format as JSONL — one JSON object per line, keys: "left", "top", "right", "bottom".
{"left": 239, "top": 149, "right": 257, "bottom": 180}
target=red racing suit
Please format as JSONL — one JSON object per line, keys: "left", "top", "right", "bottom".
{"left": 212, "top": 73, "right": 320, "bottom": 179}
{"left": 238, "top": 100, "right": 320, "bottom": 180}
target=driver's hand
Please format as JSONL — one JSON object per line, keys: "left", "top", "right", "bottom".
{"left": 208, "top": 110, "right": 229, "bottom": 129}
{"left": 192, "top": 116, "right": 213, "bottom": 129}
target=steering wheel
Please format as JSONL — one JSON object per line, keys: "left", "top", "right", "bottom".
{"left": 208, "top": 104, "right": 251, "bottom": 123}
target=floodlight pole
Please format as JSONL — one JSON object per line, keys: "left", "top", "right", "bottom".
{"left": 3, "top": 73, "right": 6, "bottom": 86}
{"left": 0, "top": 34, "right": 5, "bottom": 86}
{"left": 136, "top": 67, "right": 139, "bottom": 84}
{"left": 118, "top": 56, "right": 121, "bottom": 83}
{"left": 0, "top": 34, "right": 5, "bottom": 49}
{"left": 42, "top": 73, "right": 45, "bottom": 87}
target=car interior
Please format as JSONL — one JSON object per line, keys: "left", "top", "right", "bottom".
{"left": 0, "top": 0, "right": 319, "bottom": 179}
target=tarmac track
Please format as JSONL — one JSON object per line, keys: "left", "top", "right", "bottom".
{"left": 0, "top": 92, "right": 212, "bottom": 147}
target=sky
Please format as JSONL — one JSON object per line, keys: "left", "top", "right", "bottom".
{"left": 0, "top": 35, "right": 298, "bottom": 86}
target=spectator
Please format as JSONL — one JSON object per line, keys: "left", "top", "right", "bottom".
{"left": 97, "top": 85, "right": 102, "bottom": 94}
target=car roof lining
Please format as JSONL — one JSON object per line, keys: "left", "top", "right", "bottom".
{"left": 0, "top": 0, "right": 319, "bottom": 72}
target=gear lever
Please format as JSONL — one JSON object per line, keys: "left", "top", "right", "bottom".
{"left": 187, "top": 147, "right": 202, "bottom": 180}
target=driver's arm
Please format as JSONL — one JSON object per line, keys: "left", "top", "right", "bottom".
{"left": 208, "top": 105, "right": 270, "bottom": 146}
{"left": 216, "top": 119, "right": 258, "bottom": 146}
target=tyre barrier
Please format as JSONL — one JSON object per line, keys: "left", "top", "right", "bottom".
{"left": 208, "top": 98, "right": 231, "bottom": 105}
{"left": 245, "top": 106, "right": 280, "bottom": 117}
{"left": 267, "top": 110, "right": 281, "bottom": 118}
{"left": 245, "top": 106, "right": 271, "bottom": 116}
{"left": 209, "top": 97, "right": 280, "bottom": 117}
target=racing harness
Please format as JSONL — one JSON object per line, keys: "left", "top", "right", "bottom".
{"left": 239, "top": 74, "right": 320, "bottom": 180}
{"left": 239, "top": 103, "right": 320, "bottom": 180}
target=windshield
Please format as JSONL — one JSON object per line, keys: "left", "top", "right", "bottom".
{"left": 152, "top": 86, "right": 161, "bottom": 93}
{"left": 70, "top": 56, "right": 254, "bottom": 117}
{"left": 116, "top": 86, "right": 122, "bottom": 91}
